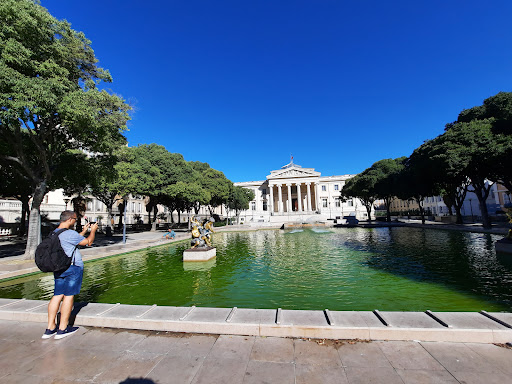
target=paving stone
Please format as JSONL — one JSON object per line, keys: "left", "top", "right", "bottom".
{"left": 421, "top": 341, "right": 502, "bottom": 373}
{"left": 185, "top": 307, "right": 232, "bottom": 322}
{"left": 243, "top": 360, "right": 295, "bottom": 384}
{"left": 229, "top": 308, "right": 276, "bottom": 325}
{"left": 395, "top": 369, "right": 459, "bottom": 384}
{"left": 250, "top": 336, "right": 294, "bottom": 363}
{"left": 133, "top": 332, "right": 186, "bottom": 354}
{"left": 376, "top": 341, "right": 445, "bottom": 370}
{"left": 0, "top": 298, "right": 21, "bottom": 308}
{"left": 164, "top": 333, "right": 218, "bottom": 358}
{"left": 0, "top": 319, "right": 19, "bottom": 340}
{"left": 79, "top": 328, "right": 149, "bottom": 351}
{"left": 294, "top": 338, "right": 342, "bottom": 366}
{"left": 207, "top": 334, "right": 255, "bottom": 361}
{"left": 73, "top": 302, "right": 118, "bottom": 317}
{"left": 328, "top": 311, "right": 387, "bottom": 328}
{"left": 59, "top": 327, "right": 119, "bottom": 350}
{"left": 487, "top": 312, "right": 512, "bottom": 327}
{"left": 450, "top": 370, "right": 512, "bottom": 384}
{"left": 465, "top": 342, "right": 512, "bottom": 375}
{"left": 379, "top": 312, "right": 446, "bottom": 328}
{"left": 0, "top": 374, "right": 79, "bottom": 384}
{"left": 146, "top": 354, "right": 205, "bottom": 384}
{"left": 4, "top": 320, "right": 51, "bottom": 342}
{"left": 431, "top": 311, "right": 510, "bottom": 329}
{"left": 190, "top": 357, "right": 248, "bottom": 384}
{"left": 0, "top": 299, "right": 44, "bottom": 312}
{"left": 281, "top": 309, "right": 329, "bottom": 326}
{"left": 337, "top": 341, "right": 392, "bottom": 368}
{"left": 295, "top": 363, "right": 348, "bottom": 384}
{"left": 17, "top": 347, "right": 124, "bottom": 381}
{"left": 97, "top": 304, "right": 154, "bottom": 319}
{"left": 345, "top": 366, "right": 404, "bottom": 384}
{"left": 139, "top": 305, "right": 191, "bottom": 321}
{"left": 93, "top": 350, "right": 165, "bottom": 383}
{"left": 0, "top": 339, "right": 56, "bottom": 375}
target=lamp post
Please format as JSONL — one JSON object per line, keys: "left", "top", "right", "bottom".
{"left": 329, "top": 202, "right": 332, "bottom": 220}
{"left": 469, "top": 198, "right": 474, "bottom": 222}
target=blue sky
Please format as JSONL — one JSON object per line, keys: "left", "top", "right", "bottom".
{"left": 42, "top": 0, "right": 512, "bottom": 182}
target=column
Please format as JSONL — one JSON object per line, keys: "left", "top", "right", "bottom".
{"left": 255, "top": 188, "right": 260, "bottom": 212}
{"left": 306, "top": 183, "right": 312, "bottom": 212}
{"left": 314, "top": 183, "right": 319, "bottom": 211}
{"left": 269, "top": 184, "right": 274, "bottom": 213}
{"left": 278, "top": 184, "right": 283, "bottom": 213}
{"left": 287, "top": 184, "right": 292, "bottom": 212}
{"left": 297, "top": 183, "right": 302, "bottom": 212}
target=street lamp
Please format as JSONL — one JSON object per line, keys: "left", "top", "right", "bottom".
{"left": 469, "top": 198, "right": 474, "bottom": 222}
{"left": 122, "top": 196, "right": 128, "bottom": 244}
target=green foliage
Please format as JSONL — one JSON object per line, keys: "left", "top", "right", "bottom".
{"left": 0, "top": 0, "right": 130, "bottom": 192}
{"left": 227, "top": 186, "right": 255, "bottom": 214}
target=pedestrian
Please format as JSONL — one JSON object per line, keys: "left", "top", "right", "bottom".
{"left": 42, "top": 210, "right": 98, "bottom": 339}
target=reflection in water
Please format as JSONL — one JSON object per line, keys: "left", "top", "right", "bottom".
{"left": 0, "top": 228, "right": 511, "bottom": 311}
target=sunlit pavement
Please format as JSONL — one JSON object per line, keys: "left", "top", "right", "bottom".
{"left": 0, "top": 319, "right": 511, "bottom": 383}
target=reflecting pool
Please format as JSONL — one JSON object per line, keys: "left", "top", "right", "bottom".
{"left": 1, "top": 227, "right": 512, "bottom": 311}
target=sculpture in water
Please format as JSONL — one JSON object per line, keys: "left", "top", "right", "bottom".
{"left": 190, "top": 217, "right": 215, "bottom": 248}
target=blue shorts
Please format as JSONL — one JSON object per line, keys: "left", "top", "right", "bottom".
{"left": 54, "top": 265, "right": 84, "bottom": 296}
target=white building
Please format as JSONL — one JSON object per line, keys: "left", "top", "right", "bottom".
{"left": 234, "top": 161, "right": 369, "bottom": 224}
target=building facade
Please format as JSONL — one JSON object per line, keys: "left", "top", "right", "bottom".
{"left": 234, "top": 162, "right": 369, "bottom": 224}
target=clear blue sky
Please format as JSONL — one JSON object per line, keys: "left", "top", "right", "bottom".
{"left": 42, "top": 0, "right": 512, "bottom": 182}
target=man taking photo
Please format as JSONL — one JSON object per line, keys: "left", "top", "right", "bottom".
{"left": 42, "top": 210, "right": 98, "bottom": 339}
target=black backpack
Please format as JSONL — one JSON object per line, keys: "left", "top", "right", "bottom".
{"left": 35, "top": 228, "right": 76, "bottom": 273}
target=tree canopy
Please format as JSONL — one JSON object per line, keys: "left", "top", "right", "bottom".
{"left": 0, "top": 0, "right": 131, "bottom": 258}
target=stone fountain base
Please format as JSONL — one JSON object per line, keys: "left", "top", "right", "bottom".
{"left": 495, "top": 238, "right": 512, "bottom": 254}
{"left": 183, "top": 246, "right": 217, "bottom": 262}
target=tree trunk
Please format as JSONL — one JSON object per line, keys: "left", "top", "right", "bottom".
{"left": 177, "top": 210, "right": 181, "bottom": 224}
{"left": 23, "top": 181, "right": 47, "bottom": 260}
{"left": 384, "top": 197, "right": 391, "bottom": 222}
{"left": 151, "top": 205, "right": 157, "bottom": 231}
{"left": 474, "top": 189, "right": 492, "bottom": 229}
{"left": 19, "top": 196, "right": 30, "bottom": 236}
{"left": 365, "top": 203, "right": 372, "bottom": 222}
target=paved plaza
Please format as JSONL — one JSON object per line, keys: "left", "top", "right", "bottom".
{"left": 0, "top": 319, "right": 511, "bottom": 384}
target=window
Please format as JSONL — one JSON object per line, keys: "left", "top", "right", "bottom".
{"left": 335, "top": 198, "right": 340, "bottom": 207}
{"left": 347, "top": 199, "right": 353, "bottom": 207}
{"left": 321, "top": 185, "right": 326, "bottom": 191}
{"left": 334, "top": 185, "right": 339, "bottom": 191}
{"left": 322, "top": 198, "right": 328, "bottom": 208}
{"left": 251, "top": 202, "right": 256, "bottom": 211}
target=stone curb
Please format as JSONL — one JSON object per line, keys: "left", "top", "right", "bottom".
{"left": 1, "top": 299, "right": 511, "bottom": 343}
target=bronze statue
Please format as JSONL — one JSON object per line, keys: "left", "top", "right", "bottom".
{"left": 190, "top": 217, "right": 215, "bottom": 248}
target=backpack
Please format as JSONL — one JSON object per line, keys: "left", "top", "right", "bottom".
{"left": 35, "top": 228, "right": 76, "bottom": 273}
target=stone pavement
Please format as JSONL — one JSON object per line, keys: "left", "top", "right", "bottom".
{"left": 1, "top": 319, "right": 511, "bottom": 384}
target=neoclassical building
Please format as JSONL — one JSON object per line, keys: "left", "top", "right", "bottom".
{"left": 234, "top": 161, "right": 367, "bottom": 224}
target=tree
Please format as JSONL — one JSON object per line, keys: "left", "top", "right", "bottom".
{"left": 340, "top": 173, "right": 378, "bottom": 221}
{"left": 0, "top": 0, "right": 130, "bottom": 258}
{"left": 0, "top": 162, "right": 32, "bottom": 235}
{"left": 227, "top": 186, "right": 255, "bottom": 224}
{"left": 372, "top": 158, "right": 407, "bottom": 222}
{"left": 200, "top": 168, "right": 232, "bottom": 215}
{"left": 442, "top": 120, "right": 501, "bottom": 228}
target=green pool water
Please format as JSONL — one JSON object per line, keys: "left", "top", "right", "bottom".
{"left": 1, "top": 227, "right": 511, "bottom": 311}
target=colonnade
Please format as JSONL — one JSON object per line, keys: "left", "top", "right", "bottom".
{"left": 268, "top": 182, "right": 318, "bottom": 214}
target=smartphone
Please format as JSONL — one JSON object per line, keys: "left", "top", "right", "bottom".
{"left": 89, "top": 222, "right": 96, "bottom": 225}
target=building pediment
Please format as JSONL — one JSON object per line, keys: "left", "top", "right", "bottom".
{"left": 267, "top": 166, "right": 321, "bottom": 180}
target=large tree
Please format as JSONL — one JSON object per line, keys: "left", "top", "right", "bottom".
{"left": 227, "top": 186, "right": 255, "bottom": 225}
{"left": 0, "top": 0, "right": 130, "bottom": 258}
{"left": 372, "top": 158, "right": 407, "bottom": 222}
{"left": 340, "top": 172, "right": 378, "bottom": 221}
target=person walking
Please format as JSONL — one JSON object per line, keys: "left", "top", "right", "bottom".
{"left": 42, "top": 210, "right": 98, "bottom": 339}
